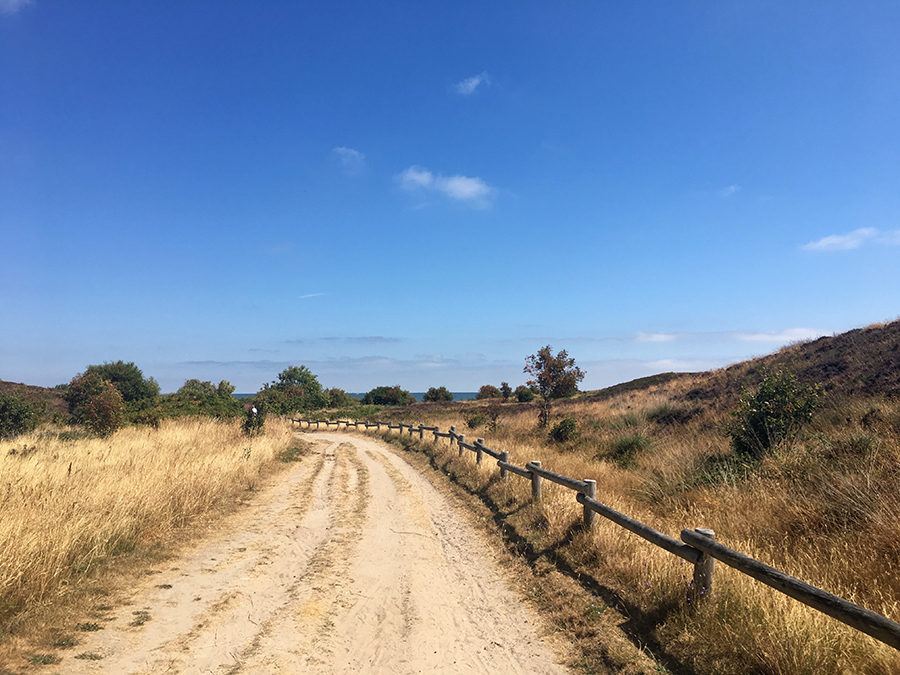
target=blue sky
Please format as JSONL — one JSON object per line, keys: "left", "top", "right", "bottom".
{"left": 2, "top": 1, "right": 898, "bottom": 394}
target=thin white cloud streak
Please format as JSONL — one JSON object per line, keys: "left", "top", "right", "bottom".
{"left": 802, "top": 227, "right": 900, "bottom": 251}
{"left": 454, "top": 72, "right": 490, "bottom": 95}
{"left": 396, "top": 165, "right": 494, "bottom": 207}
{"left": 635, "top": 331, "right": 677, "bottom": 343}
{"left": 0, "top": 0, "right": 32, "bottom": 14}
{"left": 332, "top": 147, "right": 366, "bottom": 175}
{"left": 734, "top": 327, "right": 825, "bottom": 343}
{"left": 299, "top": 293, "right": 327, "bottom": 299}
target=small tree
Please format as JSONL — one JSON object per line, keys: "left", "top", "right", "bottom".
{"left": 499, "top": 382, "right": 512, "bottom": 402}
{"left": 0, "top": 394, "right": 38, "bottom": 439}
{"left": 728, "top": 370, "right": 823, "bottom": 460}
{"left": 476, "top": 384, "right": 502, "bottom": 400}
{"left": 524, "top": 346, "right": 585, "bottom": 428}
{"left": 423, "top": 386, "right": 454, "bottom": 403}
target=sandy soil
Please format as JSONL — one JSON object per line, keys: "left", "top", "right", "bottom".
{"left": 57, "top": 433, "right": 570, "bottom": 674}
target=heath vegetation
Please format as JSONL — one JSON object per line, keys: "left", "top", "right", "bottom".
{"left": 341, "top": 321, "right": 900, "bottom": 674}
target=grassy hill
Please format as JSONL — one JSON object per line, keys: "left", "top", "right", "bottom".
{"left": 0, "top": 379, "right": 67, "bottom": 419}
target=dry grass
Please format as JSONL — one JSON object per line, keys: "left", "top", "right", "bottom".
{"left": 360, "top": 389, "right": 900, "bottom": 674}
{"left": 0, "top": 417, "right": 294, "bottom": 653}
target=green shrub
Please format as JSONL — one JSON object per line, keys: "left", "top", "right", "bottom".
{"left": 82, "top": 381, "right": 125, "bottom": 436}
{"left": 325, "top": 388, "right": 354, "bottom": 408}
{"left": 361, "top": 385, "right": 415, "bottom": 406}
{"left": 65, "top": 372, "right": 111, "bottom": 423}
{"left": 84, "top": 360, "right": 159, "bottom": 402}
{"left": 476, "top": 385, "right": 502, "bottom": 400}
{"left": 500, "top": 382, "right": 512, "bottom": 401}
{"left": 728, "top": 370, "right": 823, "bottom": 460}
{"left": 423, "top": 386, "right": 454, "bottom": 403}
{"left": 607, "top": 433, "right": 652, "bottom": 467}
{"left": 514, "top": 385, "right": 535, "bottom": 403}
{"left": 549, "top": 416, "right": 580, "bottom": 443}
{"left": 462, "top": 409, "right": 486, "bottom": 429}
{"left": 0, "top": 394, "right": 38, "bottom": 439}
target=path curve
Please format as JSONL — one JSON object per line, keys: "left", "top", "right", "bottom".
{"left": 59, "top": 433, "right": 569, "bottom": 674}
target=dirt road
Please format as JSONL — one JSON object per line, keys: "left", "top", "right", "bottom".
{"left": 60, "top": 433, "right": 569, "bottom": 674}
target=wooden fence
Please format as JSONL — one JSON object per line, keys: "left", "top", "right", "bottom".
{"left": 292, "top": 417, "right": 900, "bottom": 650}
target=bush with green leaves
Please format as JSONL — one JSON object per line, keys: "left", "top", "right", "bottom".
{"left": 463, "top": 408, "right": 486, "bottom": 429}
{"left": 549, "top": 416, "right": 580, "bottom": 443}
{"left": 255, "top": 365, "right": 329, "bottom": 414}
{"left": 514, "top": 385, "right": 535, "bottom": 403}
{"left": 728, "top": 370, "right": 823, "bottom": 460}
{"left": 65, "top": 371, "right": 111, "bottom": 423}
{"left": 324, "top": 388, "right": 354, "bottom": 408}
{"left": 84, "top": 360, "right": 159, "bottom": 402}
{"left": 82, "top": 380, "right": 125, "bottom": 435}
{"left": 423, "top": 386, "right": 454, "bottom": 403}
{"left": 0, "top": 394, "right": 38, "bottom": 439}
{"left": 500, "top": 382, "right": 512, "bottom": 401}
{"left": 476, "top": 384, "right": 502, "bottom": 400}
{"left": 361, "top": 385, "right": 415, "bottom": 406}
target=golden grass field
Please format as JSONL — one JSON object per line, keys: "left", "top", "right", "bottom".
{"left": 0, "top": 417, "right": 294, "bottom": 660}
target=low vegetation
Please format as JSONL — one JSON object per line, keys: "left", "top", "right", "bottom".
{"left": 335, "top": 320, "right": 900, "bottom": 674}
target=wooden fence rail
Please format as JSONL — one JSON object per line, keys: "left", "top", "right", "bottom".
{"left": 290, "top": 416, "right": 900, "bottom": 650}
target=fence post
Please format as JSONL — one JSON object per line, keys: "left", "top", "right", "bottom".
{"left": 419, "top": 424, "right": 425, "bottom": 440}
{"left": 500, "top": 451, "right": 509, "bottom": 480}
{"left": 433, "top": 426, "right": 440, "bottom": 442}
{"left": 476, "top": 438, "right": 484, "bottom": 464}
{"left": 531, "top": 461, "right": 542, "bottom": 502}
{"left": 583, "top": 479, "right": 597, "bottom": 530}
{"left": 692, "top": 528, "right": 716, "bottom": 602}
{"left": 449, "top": 425, "right": 456, "bottom": 447}
{"left": 458, "top": 434, "right": 465, "bottom": 457}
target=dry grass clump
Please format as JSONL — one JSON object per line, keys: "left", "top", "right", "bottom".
{"left": 365, "top": 388, "right": 900, "bottom": 673}
{"left": 0, "top": 417, "right": 293, "bottom": 636}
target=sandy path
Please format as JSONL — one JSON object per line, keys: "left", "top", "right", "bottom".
{"left": 59, "top": 433, "right": 569, "bottom": 674}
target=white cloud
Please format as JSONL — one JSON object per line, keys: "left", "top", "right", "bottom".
{"left": 398, "top": 165, "right": 433, "bottom": 190}
{"left": 635, "top": 331, "right": 677, "bottom": 343}
{"left": 454, "top": 72, "right": 490, "bottom": 95}
{"left": 332, "top": 147, "right": 366, "bottom": 175}
{"left": 719, "top": 184, "right": 741, "bottom": 197}
{"left": 734, "top": 327, "right": 825, "bottom": 343}
{"left": 437, "top": 175, "right": 492, "bottom": 201}
{"left": 0, "top": 0, "right": 32, "bottom": 14}
{"left": 802, "top": 227, "right": 879, "bottom": 251}
{"left": 396, "top": 165, "right": 494, "bottom": 207}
